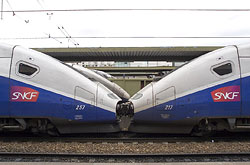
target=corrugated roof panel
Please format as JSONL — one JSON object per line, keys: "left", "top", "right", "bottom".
{"left": 33, "top": 47, "right": 222, "bottom": 62}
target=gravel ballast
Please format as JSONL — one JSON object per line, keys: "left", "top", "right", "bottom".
{"left": 0, "top": 141, "right": 250, "bottom": 154}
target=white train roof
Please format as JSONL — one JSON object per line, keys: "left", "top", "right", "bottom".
{"left": 0, "top": 43, "right": 15, "bottom": 58}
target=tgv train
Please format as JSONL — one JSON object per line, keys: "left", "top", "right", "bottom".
{"left": 129, "top": 43, "right": 250, "bottom": 135}
{"left": 0, "top": 43, "right": 127, "bottom": 135}
{"left": 72, "top": 65, "right": 130, "bottom": 100}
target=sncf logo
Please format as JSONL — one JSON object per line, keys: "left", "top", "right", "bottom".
{"left": 10, "top": 86, "right": 39, "bottom": 102}
{"left": 211, "top": 86, "right": 240, "bottom": 102}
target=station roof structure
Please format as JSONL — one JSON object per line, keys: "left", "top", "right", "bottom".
{"left": 33, "top": 46, "right": 222, "bottom": 62}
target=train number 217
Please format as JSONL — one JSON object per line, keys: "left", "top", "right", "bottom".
{"left": 165, "top": 105, "right": 173, "bottom": 110}
{"left": 76, "top": 105, "right": 85, "bottom": 110}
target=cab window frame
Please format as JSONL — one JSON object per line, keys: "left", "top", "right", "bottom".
{"left": 211, "top": 61, "right": 234, "bottom": 78}
{"left": 16, "top": 61, "right": 40, "bottom": 79}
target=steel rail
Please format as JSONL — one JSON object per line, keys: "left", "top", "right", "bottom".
{"left": 0, "top": 152, "right": 250, "bottom": 162}
{"left": 0, "top": 134, "right": 250, "bottom": 143}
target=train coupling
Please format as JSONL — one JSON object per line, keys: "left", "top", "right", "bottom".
{"left": 116, "top": 101, "right": 134, "bottom": 131}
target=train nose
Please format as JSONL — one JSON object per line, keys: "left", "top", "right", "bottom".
{"left": 116, "top": 101, "right": 134, "bottom": 131}
{"left": 122, "top": 92, "right": 130, "bottom": 100}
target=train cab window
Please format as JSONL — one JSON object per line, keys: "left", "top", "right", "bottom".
{"left": 16, "top": 62, "right": 39, "bottom": 78}
{"left": 213, "top": 63, "right": 232, "bottom": 76}
{"left": 107, "top": 93, "right": 119, "bottom": 99}
{"left": 19, "top": 63, "right": 37, "bottom": 76}
{"left": 131, "top": 93, "right": 143, "bottom": 100}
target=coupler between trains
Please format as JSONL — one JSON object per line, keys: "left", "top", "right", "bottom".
{"left": 116, "top": 101, "right": 134, "bottom": 131}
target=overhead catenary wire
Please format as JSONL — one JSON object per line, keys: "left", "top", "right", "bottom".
{"left": 1, "top": 36, "right": 250, "bottom": 40}
{"left": 35, "top": 0, "right": 79, "bottom": 46}
{"left": 61, "top": 26, "right": 79, "bottom": 45}
{"left": 5, "top": 0, "right": 14, "bottom": 13}
{"left": 4, "top": 0, "right": 30, "bottom": 23}
{"left": 34, "top": 0, "right": 78, "bottom": 46}
{"left": 1, "top": 8, "right": 250, "bottom": 13}
{"left": 58, "top": 26, "right": 69, "bottom": 38}
{"left": 35, "top": 0, "right": 63, "bottom": 45}
{"left": 57, "top": 26, "right": 79, "bottom": 46}
{"left": 36, "top": 0, "right": 44, "bottom": 9}
{"left": 44, "top": 33, "right": 62, "bottom": 44}
{"left": 1, "top": 0, "right": 62, "bottom": 45}
{"left": 1, "top": 6, "right": 250, "bottom": 46}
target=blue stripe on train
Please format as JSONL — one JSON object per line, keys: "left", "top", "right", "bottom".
{"left": 241, "top": 75, "right": 250, "bottom": 116}
{"left": 0, "top": 76, "right": 10, "bottom": 116}
{"left": 0, "top": 75, "right": 116, "bottom": 122}
{"left": 134, "top": 78, "right": 243, "bottom": 123}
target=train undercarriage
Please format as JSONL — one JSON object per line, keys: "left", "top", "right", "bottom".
{"left": 1, "top": 105, "right": 250, "bottom": 136}
{"left": 0, "top": 118, "right": 59, "bottom": 135}
{"left": 192, "top": 118, "right": 250, "bottom": 136}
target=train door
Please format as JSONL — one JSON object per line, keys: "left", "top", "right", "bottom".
{"left": 96, "top": 83, "right": 115, "bottom": 121}
{"left": 154, "top": 86, "right": 176, "bottom": 121}
{"left": 239, "top": 57, "right": 250, "bottom": 116}
{"left": 0, "top": 58, "right": 11, "bottom": 117}
{"left": 74, "top": 86, "right": 96, "bottom": 121}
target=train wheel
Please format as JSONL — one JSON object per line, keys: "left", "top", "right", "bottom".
{"left": 46, "top": 123, "right": 60, "bottom": 136}
{"left": 28, "top": 119, "right": 60, "bottom": 136}
{"left": 191, "top": 119, "right": 213, "bottom": 136}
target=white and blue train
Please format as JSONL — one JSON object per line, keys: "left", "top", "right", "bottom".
{"left": 2, "top": 42, "right": 250, "bottom": 136}
{"left": 0, "top": 43, "right": 131, "bottom": 135}
{"left": 129, "top": 43, "right": 250, "bottom": 135}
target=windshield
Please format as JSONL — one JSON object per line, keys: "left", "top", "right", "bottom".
{"left": 131, "top": 93, "right": 143, "bottom": 100}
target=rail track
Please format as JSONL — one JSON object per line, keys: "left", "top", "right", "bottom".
{"left": 0, "top": 133, "right": 250, "bottom": 163}
{"left": 1, "top": 132, "right": 250, "bottom": 143}
{"left": 0, "top": 152, "right": 250, "bottom": 163}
